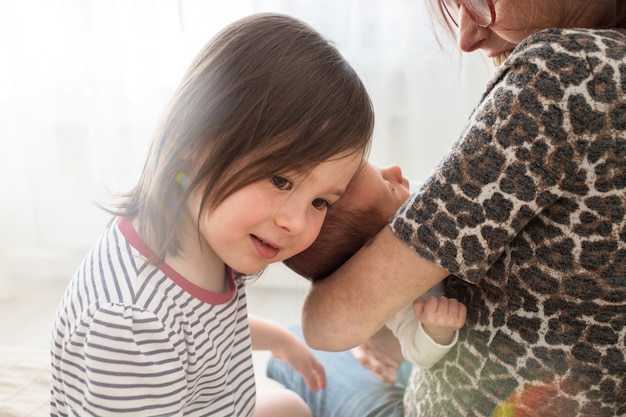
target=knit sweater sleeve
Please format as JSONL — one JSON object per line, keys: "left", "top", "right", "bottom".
{"left": 390, "top": 28, "right": 625, "bottom": 283}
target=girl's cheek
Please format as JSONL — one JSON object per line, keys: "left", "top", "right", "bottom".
{"left": 300, "top": 221, "right": 324, "bottom": 249}
{"left": 300, "top": 234, "right": 318, "bottom": 252}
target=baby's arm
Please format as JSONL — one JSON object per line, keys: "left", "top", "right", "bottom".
{"left": 249, "top": 315, "right": 326, "bottom": 392}
{"left": 385, "top": 295, "right": 466, "bottom": 369}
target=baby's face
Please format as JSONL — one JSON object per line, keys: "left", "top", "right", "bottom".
{"left": 344, "top": 162, "right": 410, "bottom": 219}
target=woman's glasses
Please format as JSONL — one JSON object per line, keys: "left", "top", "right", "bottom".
{"left": 440, "top": 0, "right": 496, "bottom": 28}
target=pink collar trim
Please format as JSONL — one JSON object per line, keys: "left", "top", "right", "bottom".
{"left": 117, "top": 217, "right": 237, "bottom": 304}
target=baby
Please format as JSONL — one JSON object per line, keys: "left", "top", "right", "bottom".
{"left": 284, "top": 162, "right": 467, "bottom": 372}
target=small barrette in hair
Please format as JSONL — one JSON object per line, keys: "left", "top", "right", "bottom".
{"left": 175, "top": 171, "right": 191, "bottom": 191}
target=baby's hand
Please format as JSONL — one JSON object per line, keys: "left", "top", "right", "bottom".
{"left": 412, "top": 296, "right": 467, "bottom": 345}
{"left": 350, "top": 326, "right": 403, "bottom": 386}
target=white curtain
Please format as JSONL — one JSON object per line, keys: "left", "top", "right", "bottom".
{"left": 0, "top": 0, "right": 492, "bottom": 287}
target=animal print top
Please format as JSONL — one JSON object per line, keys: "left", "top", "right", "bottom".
{"left": 391, "top": 28, "right": 626, "bottom": 417}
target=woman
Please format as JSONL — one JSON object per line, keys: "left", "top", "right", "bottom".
{"left": 273, "top": 1, "right": 626, "bottom": 416}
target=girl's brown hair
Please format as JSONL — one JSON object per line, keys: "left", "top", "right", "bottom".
{"left": 110, "top": 13, "right": 374, "bottom": 260}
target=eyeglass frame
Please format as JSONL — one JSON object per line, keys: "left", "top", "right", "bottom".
{"left": 440, "top": 0, "right": 496, "bottom": 28}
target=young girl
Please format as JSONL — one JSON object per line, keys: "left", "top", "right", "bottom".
{"left": 50, "top": 13, "right": 373, "bottom": 417}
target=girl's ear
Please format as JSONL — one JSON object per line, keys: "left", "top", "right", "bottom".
{"left": 179, "top": 144, "right": 198, "bottom": 162}
{"left": 178, "top": 142, "right": 206, "bottom": 177}
{"left": 180, "top": 140, "right": 213, "bottom": 172}
{"left": 173, "top": 146, "right": 198, "bottom": 193}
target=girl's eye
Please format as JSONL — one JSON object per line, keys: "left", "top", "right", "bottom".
{"left": 271, "top": 176, "right": 292, "bottom": 190}
{"left": 312, "top": 198, "right": 330, "bottom": 210}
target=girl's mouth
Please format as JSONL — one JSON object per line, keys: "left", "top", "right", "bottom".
{"left": 251, "top": 235, "right": 280, "bottom": 259}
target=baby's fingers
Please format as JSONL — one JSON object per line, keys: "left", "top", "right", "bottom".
{"left": 413, "top": 296, "right": 467, "bottom": 327}
{"left": 436, "top": 298, "right": 467, "bottom": 328}
{"left": 412, "top": 296, "right": 440, "bottom": 319}
{"left": 452, "top": 300, "right": 468, "bottom": 325}
{"left": 412, "top": 298, "right": 426, "bottom": 318}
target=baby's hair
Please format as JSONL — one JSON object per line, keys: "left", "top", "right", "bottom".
{"left": 108, "top": 13, "right": 374, "bottom": 261}
{"left": 284, "top": 194, "right": 385, "bottom": 281}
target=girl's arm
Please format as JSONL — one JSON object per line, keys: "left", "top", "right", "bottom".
{"left": 249, "top": 315, "right": 294, "bottom": 351}
{"left": 249, "top": 315, "right": 326, "bottom": 392}
{"left": 302, "top": 226, "right": 450, "bottom": 351}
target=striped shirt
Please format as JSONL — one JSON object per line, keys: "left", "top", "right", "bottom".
{"left": 50, "top": 217, "right": 255, "bottom": 416}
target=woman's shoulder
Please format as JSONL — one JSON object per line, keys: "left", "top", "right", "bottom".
{"left": 485, "top": 27, "right": 625, "bottom": 96}
{"left": 512, "top": 27, "right": 626, "bottom": 64}
{"left": 520, "top": 27, "right": 625, "bottom": 47}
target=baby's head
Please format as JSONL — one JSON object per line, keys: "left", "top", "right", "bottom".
{"left": 284, "top": 162, "right": 411, "bottom": 280}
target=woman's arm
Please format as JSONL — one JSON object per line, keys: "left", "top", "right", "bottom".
{"left": 302, "top": 226, "right": 450, "bottom": 351}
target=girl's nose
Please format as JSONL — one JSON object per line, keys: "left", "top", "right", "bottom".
{"left": 457, "top": 6, "right": 488, "bottom": 53}
{"left": 274, "top": 199, "right": 307, "bottom": 235}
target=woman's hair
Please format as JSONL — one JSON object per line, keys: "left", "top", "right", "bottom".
{"left": 425, "top": 0, "right": 456, "bottom": 43}
{"left": 284, "top": 195, "right": 385, "bottom": 281}
{"left": 109, "top": 13, "right": 374, "bottom": 260}
{"left": 426, "top": 0, "right": 626, "bottom": 43}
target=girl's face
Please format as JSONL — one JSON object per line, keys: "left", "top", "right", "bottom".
{"left": 344, "top": 162, "right": 411, "bottom": 220}
{"left": 190, "top": 152, "right": 363, "bottom": 275}
{"left": 455, "top": 0, "right": 601, "bottom": 66}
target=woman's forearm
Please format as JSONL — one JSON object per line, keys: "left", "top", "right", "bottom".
{"left": 302, "top": 226, "right": 449, "bottom": 351}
